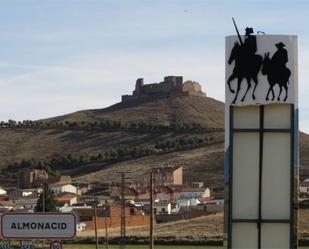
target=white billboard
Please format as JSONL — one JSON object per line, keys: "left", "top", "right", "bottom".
{"left": 1, "top": 213, "right": 76, "bottom": 240}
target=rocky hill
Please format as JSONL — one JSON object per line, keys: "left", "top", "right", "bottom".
{"left": 0, "top": 80, "right": 308, "bottom": 188}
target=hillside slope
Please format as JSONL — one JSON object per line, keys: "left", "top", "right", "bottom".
{"left": 1, "top": 95, "right": 309, "bottom": 187}
{"left": 44, "top": 96, "right": 224, "bottom": 128}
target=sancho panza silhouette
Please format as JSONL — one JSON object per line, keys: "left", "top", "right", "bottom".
{"left": 272, "top": 42, "right": 288, "bottom": 68}
{"left": 262, "top": 42, "right": 291, "bottom": 101}
{"left": 227, "top": 27, "right": 263, "bottom": 104}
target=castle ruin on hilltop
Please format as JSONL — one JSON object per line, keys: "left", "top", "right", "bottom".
{"left": 122, "top": 76, "right": 206, "bottom": 103}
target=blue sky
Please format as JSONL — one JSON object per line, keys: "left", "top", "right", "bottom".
{"left": 0, "top": 0, "right": 309, "bottom": 131}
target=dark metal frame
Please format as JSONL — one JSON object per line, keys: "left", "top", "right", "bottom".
{"left": 226, "top": 104, "right": 297, "bottom": 249}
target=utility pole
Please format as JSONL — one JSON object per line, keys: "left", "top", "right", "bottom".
{"left": 42, "top": 184, "right": 45, "bottom": 213}
{"left": 42, "top": 183, "right": 45, "bottom": 249}
{"left": 149, "top": 172, "right": 154, "bottom": 249}
{"left": 94, "top": 199, "right": 99, "bottom": 249}
{"left": 120, "top": 173, "right": 126, "bottom": 249}
{"left": 104, "top": 200, "right": 110, "bottom": 249}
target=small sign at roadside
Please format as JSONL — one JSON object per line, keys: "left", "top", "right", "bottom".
{"left": 21, "top": 243, "right": 34, "bottom": 249}
{"left": 0, "top": 243, "right": 10, "bottom": 249}
{"left": 50, "top": 241, "right": 62, "bottom": 249}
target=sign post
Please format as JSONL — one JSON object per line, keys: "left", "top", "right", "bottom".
{"left": 224, "top": 31, "right": 298, "bottom": 249}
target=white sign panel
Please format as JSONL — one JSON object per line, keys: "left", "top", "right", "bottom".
{"left": 226, "top": 35, "right": 298, "bottom": 106}
{"left": 1, "top": 213, "right": 76, "bottom": 240}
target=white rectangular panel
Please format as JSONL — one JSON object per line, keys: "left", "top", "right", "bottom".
{"left": 225, "top": 35, "right": 298, "bottom": 106}
{"left": 233, "top": 133, "right": 259, "bottom": 219}
{"left": 264, "top": 104, "right": 291, "bottom": 129}
{"left": 232, "top": 223, "right": 258, "bottom": 249}
{"left": 233, "top": 106, "right": 260, "bottom": 129}
{"left": 261, "top": 223, "right": 290, "bottom": 249}
{"left": 262, "top": 133, "right": 291, "bottom": 219}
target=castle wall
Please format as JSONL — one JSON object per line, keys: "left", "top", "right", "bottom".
{"left": 121, "top": 76, "right": 205, "bottom": 103}
{"left": 143, "top": 81, "right": 177, "bottom": 94}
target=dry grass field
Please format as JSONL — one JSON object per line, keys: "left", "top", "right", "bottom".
{"left": 76, "top": 143, "right": 224, "bottom": 188}
{"left": 77, "top": 209, "right": 309, "bottom": 241}
{"left": 63, "top": 245, "right": 220, "bottom": 249}
{"left": 77, "top": 213, "right": 223, "bottom": 241}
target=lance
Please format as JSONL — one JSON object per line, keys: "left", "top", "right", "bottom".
{"left": 232, "top": 17, "right": 243, "bottom": 45}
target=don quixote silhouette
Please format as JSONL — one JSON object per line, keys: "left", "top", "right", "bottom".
{"left": 227, "top": 18, "right": 291, "bottom": 104}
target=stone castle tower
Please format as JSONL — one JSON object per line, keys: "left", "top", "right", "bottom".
{"left": 122, "top": 76, "right": 206, "bottom": 103}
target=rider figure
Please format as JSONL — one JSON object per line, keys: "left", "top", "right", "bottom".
{"left": 271, "top": 42, "right": 288, "bottom": 68}
{"left": 243, "top": 27, "right": 257, "bottom": 58}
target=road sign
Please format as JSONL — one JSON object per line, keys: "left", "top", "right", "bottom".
{"left": 0, "top": 243, "right": 10, "bottom": 249}
{"left": 1, "top": 213, "right": 76, "bottom": 240}
{"left": 21, "top": 244, "right": 34, "bottom": 249}
{"left": 49, "top": 241, "right": 62, "bottom": 249}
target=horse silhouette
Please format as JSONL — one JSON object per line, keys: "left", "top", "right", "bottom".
{"left": 227, "top": 42, "right": 263, "bottom": 104}
{"left": 262, "top": 52, "right": 291, "bottom": 101}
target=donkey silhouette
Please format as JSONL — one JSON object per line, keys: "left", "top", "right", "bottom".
{"left": 262, "top": 52, "right": 291, "bottom": 101}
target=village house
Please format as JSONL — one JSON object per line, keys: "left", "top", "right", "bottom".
{"left": 59, "top": 175, "right": 72, "bottom": 184}
{"left": 176, "top": 198, "right": 201, "bottom": 208}
{"left": 13, "top": 197, "right": 38, "bottom": 210}
{"left": 50, "top": 183, "right": 77, "bottom": 195}
{"left": 7, "top": 188, "right": 41, "bottom": 201}
{"left": 144, "top": 165, "right": 183, "bottom": 186}
{"left": 300, "top": 181, "right": 309, "bottom": 193}
{"left": 0, "top": 186, "right": 7, "bottom": 196}
{"left": 154, "top": 199, "right": 172, "bottom": 215}
{"left": 72, "top": 202, "right": 149, "bottom": 231}
{"left": 0, "top": 194, "right": 9, "bottom": 201}
{"left": 55, "top": 193, "right": 77, "bottom": 207}
{"left": 180, "top": 187, "right": 211, "bottom": 199}
{"left": 199, "top": 199, "right": 224, "bottom": 213}
{"left": 0, "top": 200, "right": 15, "bottom": 211}
{"left": 111, "top": 185, "right": 138, "bottom": 200}
{"left": 17, "top": 168, "right": 48, "bottom": 188}
{"left": 112, "top": 184, "right": 184, "bottom": 203}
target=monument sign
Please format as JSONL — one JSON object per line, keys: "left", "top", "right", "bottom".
{"left": 224, "top": 24, "right": 298, "bottom": 249}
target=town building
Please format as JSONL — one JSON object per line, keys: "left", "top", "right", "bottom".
{"left": 72, "top": 203, "right": 150, "bottom": 230}
{"left": 0, "top": 200, "right": 15, "bottom": 211}
{"left": 143, "top": 165, "right": 183, "bottom": 186}
{"left": 154, "top": 199, "right": 172, "bottom": 215}
{"left": 50, "top": 183, "right": 77, "bottom": 195}
{"left": 17, "top": 169, "right": 48, "bottom": 188}
{"left": 0, "top": 186, "right": 7, "bottom": 196}
{"left": 300, "top": 181, "right": 309, "bottom": 193}
{"left": 55, "top": 193, "right": 77, "bottom": 207}
{"left": 180, "top": 187, "right": 211, "bottom": 199}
